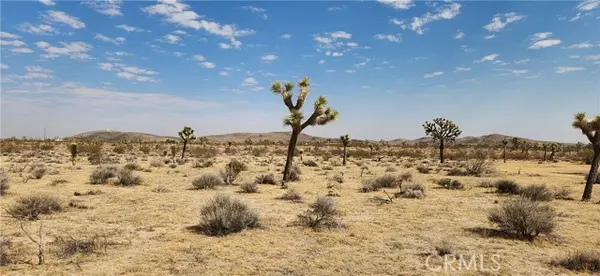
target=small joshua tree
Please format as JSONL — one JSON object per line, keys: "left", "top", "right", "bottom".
{"left": 573, "top": 112, "right": 600, "bottom": 201}
{"left": 549, "top": 143, "right": 561, "bottom": 162}
{"left": 512, "top": 137, "right": 522, "bottom": 151}
{"left": 178, "top": 126, "right": 196, "bottom": 159}
{"left": 501, "top": 138, "right": 509, "bottom": 163}
{"left": 422, "top": 118, "right": 462, "bottom": 163}
{"left": 542, "top": 144, "right": 549, "bottom": 161}
{"left": 271, "top": 77, "right": 339, "bottom": 184}
{"left": 340, "top": 134, "right": 350, "bottom": 166}
{"left": 68, "top": 143, "right": 77, "bottom": 166}
{"left": 521, "top": 141, "right": 533, "bottom": 157}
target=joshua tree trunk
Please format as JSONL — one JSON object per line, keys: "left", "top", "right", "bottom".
{"left": 543, "top": 149, "right": 547, "bottom": 161}
{"left": 583, "top": 145, "right": 600, "bottom": 201}
{"left": 283, "top": 129, "right": 300, "bottom": 183}
{"left": 181, "top": 140, "right": 188, "bottom": 159}
{"left": 439, "top": 139, "right": 445, "bottom": 163}
{"left": 342, "top": 145, "right": 347, "bottom": 166}
{"left": 503, "top": 146, "right": 507, "bottom": 163}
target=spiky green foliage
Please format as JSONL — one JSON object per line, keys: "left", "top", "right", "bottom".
{"left": 501, "top": 138, "right": 509, "bottom": 163}
{"left": 178, "top": 126, "right": 196, "bottom": 159}
{"left": 68, "top": 143, "right": 77, "bottom": 165}
{"left": 422, "top": 118, "right": 462, "bottom": 163}
{"left": 501, "top": 138, "right": 508, "bottom": 146}
{"left": 340, "top": 134, "right": 351, "bottom": 146}
{"left": 272, "top": 77, "right": 339, "bottom": 183}
{"left": 572, "top": 112, "right": 600, "bottom": 201}
{"left": 512, "top": 137, "right": 522, "bottom": 149}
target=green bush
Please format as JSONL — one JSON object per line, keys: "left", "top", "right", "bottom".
{"left": 192, "top": 173, "right": 224, "bottom": 189}
{"left": 488, "top": 198, "right": 556, "bottom": 240}
{"left": 198, "top": 194, "right": 260, "bottom": 236}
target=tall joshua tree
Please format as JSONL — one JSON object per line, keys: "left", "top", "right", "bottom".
{"left": 512, "top": 137, "right": 522, "bottom": 151}
{"left": 422, "top": 118, "right": 462, "bottom": 163}
{"left": 542, "top": 144, "right": 549, "bottom": 161}
{"left": 501, "top": 138, "right": 509, "bottom": 163}
{"left": 549, "top": 143, "right": 561, "bottom": 162}
{"left": 340, "top": 134, "right": 351, "bottom": 166}
{"left": 573, "top": 112, "right": 600, "bottom": 201}
{"left": 272, "top": 77, "right": 339, "bottom": 184}
{"left": 178, "top": 126, "right": 195, "bottom": 159}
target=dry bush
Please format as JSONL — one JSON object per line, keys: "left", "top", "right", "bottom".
{"left": 385, "top": 166, "right": 397, "bottom": 172}
{"left": 278, "top": 189, "right": 303, "bottom": 202}
{"left": 220, "top": 159, "right": 249, "bottom": 185}
{"left": 554, "top": 186, "right": 573, "bottom": 200}
{"left": 124, "top": 163, "right": 142, "bottom": 171}
{"left": 361, "top": 174, "right": 401, "bottom": 192}
{"left": 192, "top": 173, "right": 224, "bottom": 189}
{"left": 29, "top": 163, "right": 47, "bottom": 179}
{"left": 192, "top": 159, "right": 214, "bottom": 168}
{"left": 139, "top": 145, "right": 151, "bottom": 154}
{"left": 0, "top": 168, "right": 9, "bottom": 196}
{"left": 434, "top": 241, "right": 453, "bottom": 256}
{"left": 478, "top": 180, "right": 496, "bottom": 188}
{"left": 331, "top": 173, "right": 344, "bottom": 184}
{"left": 6, "top": 194, "right": 63, "bottom": 220}
{"left": 520, "top": 184, "right": 553, "bottom": 201}
{"left": 74, "top": 190, "right": 103, "bottom": 196}
{"left": 198, "top": 194, "right": 260, "bottom": 236}
{"left": 89, "top": 166, "right": 118, "bottom": 184}
{"left": 297, "top": 196, "right": 342, "bottom": 231}
{"left": 168, "top": 163, "right": 177, "bottom": 169}
{"left": 255, "top": 173, "right": 276, "bottom": 185}
{"left": 436, "top": 178, "right": 464, "bottom": 190}
{"left": 553, "top": 251, "right": 600, "bottom": 273}
{"left": 49, "top": 178, "right": 68, "bottom": 186}
{"left": 447, "top": 167, "right": 468, "bottom": 176}
{"left": 400, "top": 172, "right": 413, "bottom": 182}
{"left": 0, "top": 236, "right": 13, "bottom": 266}
{"left": 239, "top": 182, "right": 259, "bottom": 193}
{"left": 302, "top": 160, "right": 318, "bottom": 167}
{"left": 151, "top": 184, "right": 170, "bottom": 193}
{"left": 53, "top": 235, "right": 108, "bottom": 258}
{"left": 150, "top": 158, "right": 164, "bottom": 168}
{"left": 488, "top": 198, "right": 556, "bottom": 240}
{"left": 416, "top": 165, "right": 430, "bottom": 174}
{"left": 464, "top": 152, "right": 495, "bottom": 176}
{"left": 399, "top": 183, "right": 425, "bottom": 199}
{"left": 288, "top": 165, "right": 301, "bottom": 182}
{"left": 495, "top": 180, "right": 521, "bottom": 195}
{"left": 116, "top": 168, "right": 142, "bottom": 186}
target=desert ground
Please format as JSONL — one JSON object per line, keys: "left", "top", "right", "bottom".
{"left": 0, "top": 142, "right": 599, "bottom": 276}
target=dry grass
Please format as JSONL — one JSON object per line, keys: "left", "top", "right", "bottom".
{"left": 0, "top": 148, "right": 599, "bottom": 275}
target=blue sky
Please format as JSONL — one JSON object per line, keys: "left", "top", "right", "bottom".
{"left": 1, "top": 0, "right": 599, "bottom": 142}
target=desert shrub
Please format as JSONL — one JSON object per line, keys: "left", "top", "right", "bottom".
{"left": 0, "top": 168, "right": 9, "bottom": 196}
{"left": 554, "top": 186, "right": 573, "bottom": 200}
{"left": 89, "top": 166, "right": 118, "bottom": 184}
{"left": 192, "top": 173, "right": 224, "bottom": 189}
{"left": 331, "top": 173, "right": 344, "bottom": 184}
{"left": 220, "top": 159, "right": 248, "bottom": 185}
{"left": 478, "top": 180, "right": 496, "bottom": 188}
{"left": 150, "top": 158, "right": 164, "bottom": 168}
{"left": 416, "top": 165, "right": 430, "bottom": 174}
{"left": 554, "top": 251, "right": 600, "bottom": 273}
{"left": 302, "top": 160, "right": 318, "bottom": 167}
{"left": 288, "top": 165, "right": 301, "bottom": 182}
{"left": 6, "top": 194, "right": 63, "bottom": 220}
{"left": 198, "top": 194, "right": 260, "bottom": 236}
{"left": 151, "top": 184, "right": 170, "bottom": 193}
{"left": 0, "top": 236, "right": 13, "bottom": 266}
{"left": 399, "top": 183, "right": 425, "bottom": 199}
{"left": 255, "top": 173, "right": 276, "bottom": 185}
{"left": 124, "top": 163, "right": 142, "bottom": 171}
{"left": 74, "top": 190, "right": 103, "bottom": 196}
{"left": 239, "top": 182, "right": 259, "bottom": 193}
{"left": 53, "top": 235, "right": 108, "bottom": 258}
{"left": 488, "top": 198, "right": 556, "bottom": 240}
{"left": 49, "top": 178, "right": 68, "bottom": 186}
{"left": 169, "top": 163, "right": 177, "bottom": 169}
{"left": 434, "top": 241, "right": 453, "bottom": 256}
{"left": 464, "top": 156, "right": 494, "bottom": 176}
{"left": 400, "top": 172, "right": 413, "bottom": 182}
{"left": 447, "top": 167, "right": 468, "bottom": 176}
{"left": 116, "top": 169, "right": 142, "bottom": 186}
{"left": 228, "top": 159, "right": 248, "bottom": 173}
{"left": 278, "top": 189, "right": 303, "bottom": 202}
{"left": 437, "top": 178, "right": 464, "bottom": 190}
{"left": 192, "top": 159, "right": 214, "bottom": 168}
{"left": 385, "top": 166, "right": 398, "bottom": 172}
{"left": 113, "top": 145, "right": 126, "bottom": 154}
{"left": 373, "top": 174, "right": 402, "bottom": 188}
{"left": 30, "top": 163, "right": 47, "bottom": 179}
{"left": 520, "top": 184, "right": 553, "bottom": 201}
{"left": 495, "top": 180, "right": 521, "bottom": 195}
{"left": 297, "top": 196, "right": 342, "bottom": 231}
{"left": 250, "top": 147, "right": 268, "bottom": 157}
{"left": 139, "top": 145, "right": 151, "bottom": 154}
{"left": 360, "top": 179, "right": 378, "bottom": 192}
{"left": 87, "top": 152, "right": 104, "bottom": 165}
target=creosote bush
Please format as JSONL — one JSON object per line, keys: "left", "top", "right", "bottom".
{"left": 219, "top": 159, "right": 249, "bottom": 185}
{"left": 554, "top": 186, "right": 573, "bottom": 200}
{"left": 254, "top": 173, "right": 276, "bottom": 185}
{"left": 495, "top": 180, "right": 521, "bottom": 195}
{"left": 198, "top": 194, "right": 260, "bottom": 236}
{"left": 53, "top": 235, "right": 108, "bottom": 258}
{"left": 399, "top": 183, "right": 425, "bottom": 199}
{"left": 0, "top": 236, "right": 12, "bottom": 266}
{"left": 30, "top": 162, "right": 47, "bottom": 179}
{"left": 89, "top": 166, "right": 118, "bottom": 184}
{"left": 116, "top": 168, "right": 142, "bottom": 186}
{"left": 553, "top": 251, "right": 600, "bottom": 273}
{"left": 361, "top": 174, "right": 402, "bottom": 192}
{"left": 297, "top": 196, "right": 342, "bottom": 231}
{"left": 0, "top": 168, "right": 9, "bottom": 196}
{"left": 6, "top": 194, "right": 63, "bottom": 220}
{"left": 520, "top": 184, "right": 553, "bottom": 202}
{"left": 150, "top": 158, "right": 164, "bottom": 168}
{"left": 124, "top": 162, "right": 142, "bottom": 171}
{"left": 192, "top": 173, "right": 224, "bottom": 189}
{"left": 302, "top": 160, "right": 318, "bottom": 167}
{"left": 278, "top": 189, "right": 303, "bottom": 202}
{"left": 288, "top": 165, "right": 302, "bottom": 182}
{"left": 239, "top": 182, "right": 259, "bottom": 193}
{"left": 437, "top": 178, "right": 464, "bottom": 190}
{"left": 488, "top": 198, "right": 556, "bottom": 240}
{"left": 416, "top": 165, "right": 430, "bottom": 174}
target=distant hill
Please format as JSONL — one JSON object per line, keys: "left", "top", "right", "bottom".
{"left": 66, "top": 130, "right": 573, "bottom": 146}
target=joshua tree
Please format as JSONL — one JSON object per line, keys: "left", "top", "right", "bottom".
{"left": 340, "top": 134, "right": 351, "bottom": 166}
{"left": 542, "top": 144, "right": 549, "bottom": 161}
{"left": 572, "top": 112, "right": 600, "bottom": 201}
{"left": 422, "top": 118, "right": 462, "bottom": 163}
{"left": 549, "top": 143, "right": 561, "bottom": 162}
{"left": 575, "top": 141, "right": 584, "bottom": 152}
{"left": 271, "top": 77, "right": 339, "bottom": 184}
{"left": 501, "top": 138, "right": 508, "bottom": 163}
{"left": 512, "top": 137, "right": 522, "bottom": 151}
{"left": 178, "top": 126, "right": 195, "bottom": 159}
{"left": 521, "top": 141, "right": 532, "bottom": 157}
{"left": 68, "top": 143, "right": 77, "bottom": 166}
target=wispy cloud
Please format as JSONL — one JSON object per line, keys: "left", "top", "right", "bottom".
{"left": 43, "top": 10, "right": 86, "bottom": 29}
{"left": 474, "top": 54, "right": 499, "bottom": 63}
{"left": 241, "top": 6, "right": 268, "bottom": 20}
{"left": 95, "top": 33, "right": 126, "bottom": 45}
{"left": 555, "top": 66, "right": 585, "bottom": 74}
{"left": 374, "top": 34, "right": 402, "bottom": 43}
{"left": 36, "top": 41, "right": 92, "bottom": 60}
{"left": 115, "top": 24, "right": 149, "bottom": 32}
{"left": 424, "top": 71, "right": 444, "bottom": 79}
{"left": 83, "top": 0, "right": 123, "bottom": 16}
{"left": 483, "top": 12, "right": 524, "bottom": 32}
{"left": 528, "top": 32, "right": 561, "bottom": 49}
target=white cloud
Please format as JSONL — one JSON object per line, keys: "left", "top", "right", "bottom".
{"left": 261, "top": 54, "right": 278, "bottom": 62}
{"left": 13, "top": 65, "right": 54, "bottom": 79}
{"left": 172, "top": 30, "right": 187, "bottom": 35}
{"left": 43, "top": 10, "right": 86, "bottom": 29}
{"left": 331, "top": 31, "right": 352, "bottom": 39}
{"left": 39, "top": 0, "right": 55, "bottom": 6}
{"left": 585, "top": 54, "right": 600, "bottom": 61}
{"left": 483, "top": 34, "right": 496, "bottom": 40}
{"left": 568, "top": 42, "right": 596, "bottom": 49}
{"left": 241, "top": 6, "right": 267, "bottom": 20}
{"left": 94, "top": 33, "right": 126, "bottom": 45}
{"left": 242, "top": 77, "right": 258, "bottom": 86}
{"left": 424, "top": 71, "right": 444, "bottom": 79}
{"left": 577, "top": 0, "right": 599, "bottom": 11}
{"left": 406, "top": 2, "right": 461, "bottom": 34}
{"left": 1, "top": 63, "right": 8, "bottom": 70}
{"left": 453, "top": 67, "right": 471, "bottom": 72}
{"left": 201, "top": 62, "right": 215, "bottom": 69}
{"left": 318, "top": 60, "right": 326, "bottom": 64}
{"left": 325, "top": 51, "right": 343, "bottom": 57}
{"left": 326, "top": 69, "right": 336, "bottom": 73}
{"left": 531, "top": 32, "right": 552, "bottom": 41}
{"left": 328, "top": 6, "right": 346, "bottom": 11}
{"left": 18, "top": 23, "right": 56, "bottom": 35}
{"left": 345, "top": 69, "right": 356, "bottom": 73}
{"left": 484, "top": 12, "right": 524, "bottom": 32}
{"left": 1, "top": 32, "right": 21, "bottom": 39}
{"left": 313, "top": 31, "right": 353, "bottom": 52}
{"left": 529, "top": 39, "right": 561, "bottom": 49}
{"left": 193, "top": 55, "right": 205, "bottom": 62}
{"left": 513, "top": 59, "right": 531, "bottom": 64}
{"left": 454, "top": 30, "right": 464, "bottom": 39}
{"left": 35, "top": 41, "right": 92, "bottom": 60}
{"left": 475, "top": 54, "right": 499, "bottom": 63}
{"left": 219, "top": 71, "right": 229, "bottom": 76}
{"left": 346, "top": 42, "right": 359, "bottom": 47}
{"left": 10, "top": 48, "right": 34, "bottom": 54}
{"left": 1, "top": 40, "right": 26, "bottom": 47}
{"left": 98, "top": 62, "right": 158, "bottom": 83}
{"left": 378, "top": 0, "right": 414, "bottom": 10}
{"left": 218, "top": 43, "right": 231, "bottom": 49}
{"left": 374, "top": 34, "right": 401, "bottom": 43}
{"left": 162, "top": 34, "right": 181, "bottom": 44}
{"left": 281, "top": 33, "right": 292, "bottom": 39}
{"left": 83, "top": 0, "right": 123, "bottom": 16}
{"left": 506, "top": 69, "right": 528, "bottom": 76}
{"left": 115, "top": 24, "right": 148, "bottom": 32}
{"left": 556, "top": 66, "right": 585, "bottom": 74}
